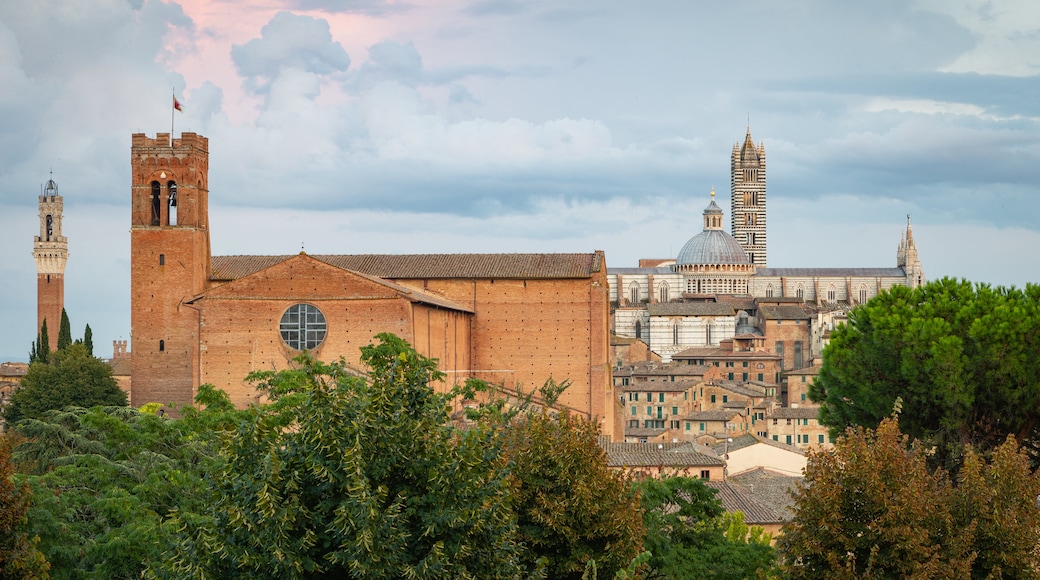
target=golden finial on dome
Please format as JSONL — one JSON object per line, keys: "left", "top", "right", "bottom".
{"left": 711, "top": 186, "right": 715, "bottom": 199}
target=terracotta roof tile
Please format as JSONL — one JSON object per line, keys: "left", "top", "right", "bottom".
{"left": 704, "top": 481, "right": 786, "bottom": 524}
{"left": 211, "top": 253, "right": 602, "bottom": 281}
{"left": 758, "top": 304, "right": 811, "bottom": 320}
{"left": 601, "top": 442, "right": 725, "bottom": 467}
{"left": 648, "top": 303, "right": 736, "bottom": 317}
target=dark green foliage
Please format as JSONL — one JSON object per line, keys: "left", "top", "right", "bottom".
{"left": 498, "top": 410, "right": 645, "bottom": 579}
{"left": 3, "top": 343, "right": 127, "bottom": 423}
{"left": 161, "top": 333, "right": 523, "bottom": 579}
{"left": 56, "top": 310, "right": 71, "bottom": 352}
{"left": 812, "top": 278, "right": 1040, "bottom": 469}
{"left": 82, "top": 325, "right": 92, "bottom": 357}
{"left": 636, "top": 477, "right": 778, "bottom": 579}
{"left": 0, "top": 434, "right": 49, "bottom": 579}
{"left": 12, "top": 403, "right": 227, "bottom": 580}
{"left": 779, "top": 418, "right": 1040, "bottom": 579}
{"left": 30, "top": 320, "right": 50, "bottom": 364}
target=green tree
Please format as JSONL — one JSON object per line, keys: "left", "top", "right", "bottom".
{"left": 497, "top": 409, "right": 645, "bottom": 579}
{"left": 82, "top": 325, "right": 93, "bottom": 357}
{"left": 162, "top": 334, "right": 522, "bottom": 579}
{"left": 636, "top": 476, "right": 778, "bottom": 579}
{"left": 56, "top": 310, "right": 71, "bottom": 352}
{"left": 812, "top": 278, "right": 1040, "bottom": 469}
{"left": 779, "top": 417, "right": 1040, "bottom": 579}
{"left": 11, "top": 391, "right": 237, "bottom": 580}
{"left": 0, "top": 434, "right": 49, "bottom": 579}
{"left": 3, "top": 343, "right": 127, "bottom": 423}
{"left": 29, "top": 320, "right": 50, "bottom": 364}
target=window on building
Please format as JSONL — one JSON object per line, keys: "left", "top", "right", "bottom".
{"left": 796, "top": 286, "right": 804, "bottom": 299}
{"left": 786, "top": 419, "right": 792, "bottom": 425}
{"left": 279, "top": 304, "right": 327, "bottom": 350}
{"left": 700, "top": 470, "right": 710, "bottom": 480}
{"left": 728, "top": 373, "right": 734, "bottom": 380}
{"left": 622, "top": 377, "right": 629, "bottom": 386}
{"left": 657, "top": 407, "right": 663, "bottom": 419}
{"left": 773, "top": 435, "right": 778, "bottom": 441}
{"left": 673, "top": 323, "right": 680, "bottom": 345}
{"left": 742, "top": 372, "right": 748, "bottom": 381}
{"left": 159, "top": 339, "right": 164, "bottom": 352}
{"left": 150, "top": 181, "right": 161, "bottom": 226}
{"left": 647, "top": 406, "right": 653, "bottom": 415}
{"left": 629, "top": 282, "right": 640, "bottom": 305}
{"left": 722, "top": 395, "right": 728, "bottom": 403}
{"left": 631, "top": 406, "right": 636, "bottom": 416}
{"left": 710, "top": 395, "right": 716, "bottom": 403}
{"left": 827, "top": 286, "right": 836, "bottom": 302}
{"left": 159, "top": 254, "right": 165, "bottom": 266}
{"left": 766, "top": 284, "right": 774, "bottom": 297}
{"left": 758, "top": 373, "right": 764, "bottom": 381}
{"left": 775, "top": 342, "right": 785, "bottom": 369}
{"left": 699, "top": 422, "right": 705, "bottom": 431}
{"left": 859, "top": 286, "right": 868, "bottom": 304}
{"left": 167, "top": 181, "right": 178, "bottom": 226}
{"left": 794, "top": 341, "right": 803, "bottom": 369}
{"left": 801, "top": 393, "right": 807, "bottom": 401}
{"left": 659, "top": 284, "right": 669, "bottom": 303}
{"left": 706, "top": 325, "right": 712, "bottom": 345}
{"left": 634, "top": 320, "right": 642, "bottom": 340}
{"left": 685, "top": 422, "right": 691, "bottom": 431}
{"left": 659, "top": 393, "right": 665, "bottom": 402}
{"left": 786, "top": 435, "right": 793, "bottom": 445}
{"left": 672, "top": 406, "right": 678, "bottom": 415}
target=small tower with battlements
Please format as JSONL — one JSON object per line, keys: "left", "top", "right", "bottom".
{"left": 731, "top": 126, "right": 767, "bottom": 267}
{"left": 34, "top": 178, "right": 68, "bottom": 349}
{"left": 130, "top": 132, "right": 211, "bottom": 408}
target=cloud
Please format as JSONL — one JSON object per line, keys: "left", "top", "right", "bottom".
{"left": 231, "top": 11, "right": 351, "bottom": 94}
{"left": 289, "top": 0, "right": 412, "bottom": 16}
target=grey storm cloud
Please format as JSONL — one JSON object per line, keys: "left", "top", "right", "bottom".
{"left": 231, "top": 11, "right": 351, "bottom": 93}
{"left": 348, "top": 40, "right": 424, "bottom": 89}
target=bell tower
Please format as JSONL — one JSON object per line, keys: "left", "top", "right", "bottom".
{"left": 129, "top": 132, "right": 211, "bottom": 408}
{"left": 34, "top": 178, "right": 68, "bottom": 349}
{"left": 731, "top": 126, "right": 767, "bottom": 267}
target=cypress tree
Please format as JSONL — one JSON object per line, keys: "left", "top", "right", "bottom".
{"left": 39, "top": 319, "right": 50, "bottom": 357}
{"left": 58, "top": 308, "right": 72, "bottom": 351}
{"left": 83, "top": 324, "right": 94, "bottom": 357}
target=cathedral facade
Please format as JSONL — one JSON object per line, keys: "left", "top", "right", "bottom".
{"left": 128, "top": 133, "right": 621, "bottom": 438}
{"left": 608, "top": 127, "right": 924, "bottom": 363}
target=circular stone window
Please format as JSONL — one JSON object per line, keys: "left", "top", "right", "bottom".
{"left": 279, "top": 304, "right": 327, "bottom": 350}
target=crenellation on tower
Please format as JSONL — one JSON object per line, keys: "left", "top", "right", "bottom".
{"left": 34, "top": 178, "right": 68, "bottom": 347}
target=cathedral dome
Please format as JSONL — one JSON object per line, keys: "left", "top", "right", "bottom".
{"left": 675, "top": 230, "right": 749, "bottom": 265}
{"left": 675, "top": 190, "right": 750, "bottom": 266}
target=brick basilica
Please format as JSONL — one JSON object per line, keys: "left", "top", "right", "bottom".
{"left": 128, "top": 132, "right": 622, "bottom": 438}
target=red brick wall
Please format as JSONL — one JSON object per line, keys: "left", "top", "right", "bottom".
{"left": 36, "top": 273, "right": 63, "bottom": 349}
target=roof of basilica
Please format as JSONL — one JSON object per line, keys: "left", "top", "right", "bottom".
{"left": 210, "top": 252, "right": 603, "bottom": 281}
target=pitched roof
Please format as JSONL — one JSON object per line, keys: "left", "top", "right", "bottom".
{"left": 728, "top": 467, "right": 804, "bottom": 518}
{"left": 756, "top": 267, "right": 906, "bottom": 277}
{"left": 758, "top": 304, "right": 810, "bottom": 320}
{"left": 648, "top": 303, "right": 736, "bottom": 317}
{"left": 704, "top": 481, "right": 786, "bottom": 524}
{"left": 683, "top": 409, "right": 744, "bottom": 421}
{"left": 602, "top": 442, "right": 725, "bottom": 467}
{"left": 711, "top": 433, "right": 805, "bottom": 456}
{"left": 784, "top": 365, "right": 821, "bottom": 376}
{"left": 211, "top": 252, "right": 603, "bottom": 281}
{"left": 769, "top": 406, "right": 821, "bottom": 419}
{"left": 622, "top": 381, "right": 695, "bottom": 393}
{"left": 672, "top": 347, "right": 780, "bottom": 361}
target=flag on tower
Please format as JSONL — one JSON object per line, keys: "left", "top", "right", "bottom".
{"left": 173, "top": 96, "right": 183, "bottom": 111}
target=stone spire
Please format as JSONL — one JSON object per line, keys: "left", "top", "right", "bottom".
{"left": 731, "top": 125, "right": 766, "bottom": 266}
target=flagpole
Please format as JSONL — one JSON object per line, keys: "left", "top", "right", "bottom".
{"left": 171, "top": 88, "right": 175, "bottom": 145}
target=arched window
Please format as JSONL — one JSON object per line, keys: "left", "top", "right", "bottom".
{"left": 168, "top": 181, "right": 178, "bottom": 226}
{"left": 150, "top": 181, "right": 161, "bottom": 226}
{"left": 827, "top": 285, "right": 837, "bottom": 302}
{"left": 765, "top": 284, "right": 774, "bottom": 298}
{"left": 859, "top": 285, "right": 868, "bottom": 304}
{"left": 634, "top": 320, "right": 642, "bottom": 340}
{"left": 159, "top": 254, "right": 165, "bottom": 266}
{"left": 659, "top": 283, "right": 669, "bottom": 303}
{"left": 706, "top": 325, "right": 712, "bottom": 346}
{"left": 159, "top": 340, "right": 165, "bottom": 352}
{"left": 775, "top": 342, "right": 785, "bottom": 369}
{"left": 46, "top": 215, "right": 53, "bottom": 240}
{"left": 673, "top": 323, "right": 680, "bottom": 345}
{"left": 796, "top": 285, "right": 804, "bottom": 299}
{"left": 629, "top": 282, "right": 640, "bottom": 305}
{"left": 794, "top": 341, "right": 803, "bottom": 369}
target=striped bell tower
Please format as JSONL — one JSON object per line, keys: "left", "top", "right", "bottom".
{"left": 731, "top": 126, "right": 767, "bottom": 267}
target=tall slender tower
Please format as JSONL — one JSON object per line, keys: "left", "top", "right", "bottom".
{"left": 129, "top": 132, "right": 211, "bottom": 407}
{"left": 34, "top": 178, "right": 68, "bottom": 349}
{"left": 897, "top": 214, "right": 925, "bottom": 288}
{"left": 731, "top": 127, "right": 767, "bottom": 267}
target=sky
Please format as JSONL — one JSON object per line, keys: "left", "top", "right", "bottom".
{"left": 1, "top": 0, "right": 1040, "bottom": 362}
